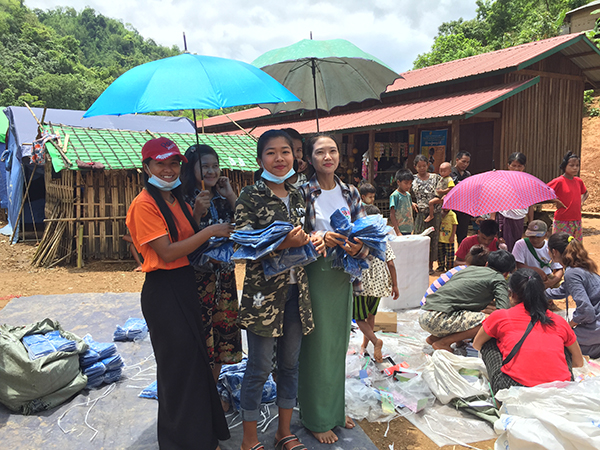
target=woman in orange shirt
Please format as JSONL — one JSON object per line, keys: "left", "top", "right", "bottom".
{"left": 126, "top": 137, "right": 233, "bottom": 450}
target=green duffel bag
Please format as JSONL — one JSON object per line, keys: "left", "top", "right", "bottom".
{"left": 0, "top": 318, "right": 88, "bottom": 414}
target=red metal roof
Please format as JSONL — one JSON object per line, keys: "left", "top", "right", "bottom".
{"left": 387, "top": 33, "right": 583, "bottom": 92}
{"left": 218, "top": 78, "right": 539, "bottom": 136}
{"left": 200, "top": 107, "right": 271, "bottom": 127}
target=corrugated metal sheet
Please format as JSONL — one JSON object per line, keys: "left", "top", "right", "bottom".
{"left": 200, "top": 108, "right": 271, "bottom": 126}
{"left": 42, "top": 125, "right": 259, "bottom": 172}
{"left": 387, "top": 33, "right": 598, "bottom": 92}
{"left": 219, "top": 79, "right": 537, "bottom": 136}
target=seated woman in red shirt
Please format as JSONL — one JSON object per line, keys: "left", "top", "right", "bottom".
{"left": 473, "top": 268, "right": 584, "bottom": 394}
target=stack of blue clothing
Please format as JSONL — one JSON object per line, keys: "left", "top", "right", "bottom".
{"left": 21, "top": 330, "right": 77, "bottom": 360}
{"left": 139, "top": 380, "right": 158, "bottom": 400}
{"left": 217, "top": 359, "right": 276, "bottom": 411}
{"left": 113, "top": 318, "right": 148, "bottom": 341}
{"left": 80, "top": 334, "right": 124, "bottom": 389}
{"left": 188, "top": 236, "right": 235, "bottom": 266}
{"left": 329, "top": 208, "right": 393, "bottom": 281}
{"left": 231, "top": 221, "right": 318, "bottom": 279}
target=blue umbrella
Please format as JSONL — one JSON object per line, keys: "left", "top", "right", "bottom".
{"left": 84, "top": 53, "right": 299, "bottom": 117}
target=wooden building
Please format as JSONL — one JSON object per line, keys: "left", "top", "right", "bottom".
{"left": 37, "top": 125, "right": 257, "bottom": 267}
{"left": 201, "top": 33, "right": 600, "bottom": 213}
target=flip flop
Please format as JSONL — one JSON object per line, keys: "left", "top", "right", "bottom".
{"left": 274, "top": 434, "right": 307, "bottom": 450}
{"left": 243, "top": 443, "right": 264, "bottom": 450}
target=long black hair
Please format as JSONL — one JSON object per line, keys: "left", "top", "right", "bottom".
{"left": 509, "top": 268, "right": 554, "bottom": 326}
{"left": 143, "top": 158, "right": 199, "bottom": 242}
{"left": 181, "top": 144, "right": 220, "bottom": 197}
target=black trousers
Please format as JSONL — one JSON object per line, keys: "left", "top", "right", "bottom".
{"left": 142, "top": 266, "right": 230, "bottom": 450}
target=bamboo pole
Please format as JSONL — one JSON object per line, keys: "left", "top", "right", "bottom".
{"left": 77, "top": 224, "right": 84, "bottom": 268}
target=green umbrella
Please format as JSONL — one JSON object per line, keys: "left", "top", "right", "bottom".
{"left": 252, "top": 38, "right": 401, "bottom": 131}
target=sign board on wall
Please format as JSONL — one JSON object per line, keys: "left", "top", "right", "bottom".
{"left": 420, "top": 129, "right": 447, "bottom": 173}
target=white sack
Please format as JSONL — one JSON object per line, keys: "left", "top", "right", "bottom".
{"left": 494, "top": 378, "right": 600, "bottom": 450}
{"left": 421, "top": 350, "right": 489, "bottom": 404}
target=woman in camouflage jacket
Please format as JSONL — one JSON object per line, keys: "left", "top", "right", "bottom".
{"left": 236, "top": 130, "right": 324, "bottom": 450}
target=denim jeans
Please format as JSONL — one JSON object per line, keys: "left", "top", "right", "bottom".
{"left": 240, "top": 284, "right": 302, "bottom": 421}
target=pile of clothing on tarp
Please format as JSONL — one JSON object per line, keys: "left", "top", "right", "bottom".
{"left": 231, "top": 220, "right": 318, "bottom": 279}
{"left": 80, "top": 334, "right": 124, "bottom": 389}
{"left": 329, "top": 208, "right": 393, "bottom": 281}
{"left": 0, "top": 318, "right": 88, "bottom": 414}
{"left": 217, "top": 359, "right": 277, "bottom": 411}
{"left": 22, "top": 329, "right": 77, "bottom": 359}
{"left": 113, "top": 317, "right": 148, "bottom": 341}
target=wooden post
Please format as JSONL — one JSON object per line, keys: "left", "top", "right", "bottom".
{"left": 368, "top": 130, "right": 375, "bottom": 184}
{"left": 77, "top": 224, "right": 84, "bottom": 268}
{"left": 451, "top": 120, "right": 460, "bottom": 164}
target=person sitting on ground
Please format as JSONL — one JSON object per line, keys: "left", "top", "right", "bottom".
{"left": 354, "top": 204, "right": 399, "bottom": 362}
{"left": 473, "top": 268, "right": 584, "bottom": 395}
{"left": 359, "top": 182, "right": 376, "bottom": 207}
{"left": 425, "top": 162, "right": 454, "bottom": 223}
{"left": 546, "top": 232, "right": 600, "bottom": 359}
{"left": 454, "top": 219, "right": 499, "bottom": 266}
{"left": 512, "top": 220, "right": 564, "bottom": 289}
{"left": 419, "top": 250, "right": 515, "bottom": 352}
{"left": 421, "top": 245, "right": 490, "bottom": 306}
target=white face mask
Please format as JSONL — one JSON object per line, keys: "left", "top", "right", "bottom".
{"left": 261, "top": 167, "right": 295, "bottom": 184}
{"left": 145, "top": 164, "right": 181, "bottom": 191}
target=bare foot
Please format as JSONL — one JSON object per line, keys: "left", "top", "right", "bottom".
{"left": 311, "top": 429, "right": 338, "bottom": 444}
{"left": 134, "top": 265, "right": 143, "bottom": 272}
{"left": 426, "top": 335, "right": 441, "bottom": 345}
{"left": 373, "top": 339, "right": 384, "bottom": 363}
{"left": 345, "top": 416, "right": 355, "bottom": 428}
{"left": 432, "top": 341, "right": 453, "bottom": 352}
{"left": 360, "top": 346, "right": 367, "bottom": 356}
{"left": 362, "top": 336, "right": 369, "bottom": 349}
{"left": 424, "top": 214, "right": 434, "bottom": 222}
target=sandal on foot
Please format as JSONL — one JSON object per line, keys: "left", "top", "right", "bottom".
{"left": 274, "top": 434, "right": 307, "bottom": 450}
{"left": 244, "top": 444, "right": 264, "bottom": 450}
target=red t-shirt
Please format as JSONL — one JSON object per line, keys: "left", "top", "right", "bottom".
{"left": 547, "top": 175, "right": 586, "bottom": 221}
{"left": 126, "top": 189, "right": 195, "bottom": 272}
{"left": 455, "top": 234, "right": 498, "bottom": 261}
{"left": 483, "top": 303, "right": 576, "bottom": 386}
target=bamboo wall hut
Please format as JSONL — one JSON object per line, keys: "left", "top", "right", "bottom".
{"left": 36, "top": 125, "right": 257, "bottom": 267}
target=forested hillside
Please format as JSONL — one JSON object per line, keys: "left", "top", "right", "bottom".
{"left": 414, "top": 0, "right": 591, "bottom": 69}
{"left": 0, "top": 0, "right": 179, "bottom": 110}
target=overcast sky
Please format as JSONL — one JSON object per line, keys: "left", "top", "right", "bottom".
{"left": 25, "top": 0, "right": 478, "bottom": 73}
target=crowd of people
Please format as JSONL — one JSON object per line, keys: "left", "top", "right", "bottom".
{"left": 125, "top": 131, "right": 600, "bottom": 450}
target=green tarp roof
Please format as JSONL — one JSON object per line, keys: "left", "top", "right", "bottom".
{"left": 41, "top": 124, "right": 258, "bottom": 172}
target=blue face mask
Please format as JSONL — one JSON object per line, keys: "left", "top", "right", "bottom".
{"left": 145, "top": 165, "right": 181, "bottom": 191}
{"left": 261, "top": 167, "right": 295, "bottom": 184}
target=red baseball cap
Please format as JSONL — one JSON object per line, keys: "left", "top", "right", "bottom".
{"left": 142, "top": 137, "right": 188, "bottom": 163}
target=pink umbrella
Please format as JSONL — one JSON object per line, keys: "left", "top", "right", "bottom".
{"left": 442, "top": 170, "right": 557, "bottom": 216}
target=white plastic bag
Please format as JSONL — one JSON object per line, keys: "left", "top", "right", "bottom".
{"left": 494, "top": 378, "right": 600, "bottom": 450}
{"left": 421, "top": 350, "right": 489, "bottom": 404}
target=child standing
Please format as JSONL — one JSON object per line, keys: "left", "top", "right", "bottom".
{"left": 354, "top": 204, "right": 399, "bottom": 363}
{"left": 236, "top": 130, "right": 324, "bottom": 450}
{"left": 426, "top": 162, "right": 454, "bottom": 222}
{"left": 389, "top": 168, "right": 415, "bottom": 235}
{"left": 359, "top": 183, "right": 376, "bottom": 206}
{"left": 437, "top": 208, "right": 458, "bottom": 272}
{"left": 548, "top": 152, "right": 588, "bottom": 241}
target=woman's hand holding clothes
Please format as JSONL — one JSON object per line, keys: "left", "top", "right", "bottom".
{"left": 323, "top": 231, "right": 347, "bottom": 248}
{"left": 278, "top": 225, "right": 310, "bottom": 250}
{"left": 206, "top": 222, "right": 234, "bottom": 238}
{"left": 344, "top": 237, "right": 364, "bottom": 257}
{"left": 310, "top": 234, "right": 326, "bottom": 256}
{"left": 193, "top": 190, "right": 211, "bottom": 220}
